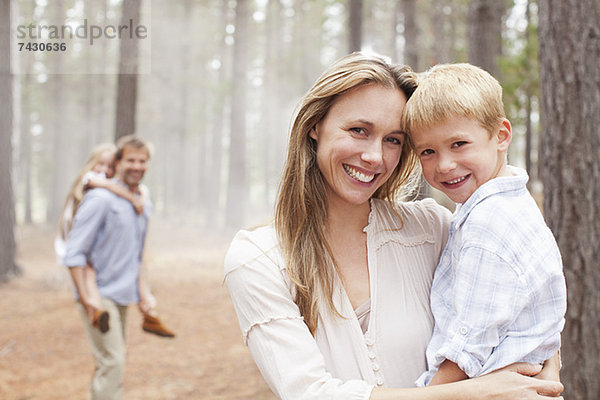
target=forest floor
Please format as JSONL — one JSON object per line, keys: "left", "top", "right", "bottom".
{"left": 0, "top": 217, "right": 276, "bottom": 400}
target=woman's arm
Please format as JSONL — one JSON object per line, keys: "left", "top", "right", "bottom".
{"left": 371, "top": 363, "right": 563, "bottom": 400}
{"left": 87, "top": 176, "right": 144, "bottom": 214}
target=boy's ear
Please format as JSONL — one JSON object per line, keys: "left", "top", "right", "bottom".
{"left": 496, "top": 119, "right": 512, "bottom": 151}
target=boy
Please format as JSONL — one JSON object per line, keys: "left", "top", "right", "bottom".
{"left": 401, "top": 63, "right": 567, "bottom": 386}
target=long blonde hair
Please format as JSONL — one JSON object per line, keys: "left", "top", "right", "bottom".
{"left": 59, "top": 143, "right": 117, "bottom": 239}
{"left": 274, "top": 53, "right": 420, "bottom": 334}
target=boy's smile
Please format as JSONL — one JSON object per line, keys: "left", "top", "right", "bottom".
{"left": 410, "top": 117, "right": 512, "bottom": 204}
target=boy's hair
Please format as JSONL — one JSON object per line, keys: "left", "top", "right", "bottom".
{"left": 401, "top": 63, "right": 505, "bottom": 136}
{"left": 115, "top": 134, "right": 153, "bottom": 160}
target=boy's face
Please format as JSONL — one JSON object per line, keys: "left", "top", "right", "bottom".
{"left": 410, "top": 116, "right": 511, "bottom": 204}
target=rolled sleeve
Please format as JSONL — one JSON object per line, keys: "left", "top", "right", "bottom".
{"left": 64, "top": 192, "right": 110, "bottom": 268}
{"left": 432, "top": 246, "right": 526, "bottom": 378}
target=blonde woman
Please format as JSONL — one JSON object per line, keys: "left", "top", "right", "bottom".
{"left": 224, "top": 53, "right": 562, "bottom": 399}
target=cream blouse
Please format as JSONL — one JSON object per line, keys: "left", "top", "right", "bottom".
{"left": 224, "top": 198, "right": 451, "bottom": 399}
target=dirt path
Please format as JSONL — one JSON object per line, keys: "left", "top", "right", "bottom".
{"left": 0, "top": 219, "right": 275, "bottom": 400}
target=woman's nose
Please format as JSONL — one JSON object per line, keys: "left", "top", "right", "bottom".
{"left": 360, "top": 140, "right": 383, "bottom": 165}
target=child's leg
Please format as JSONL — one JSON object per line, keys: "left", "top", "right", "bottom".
{"left": 137, "top": 265, "right": 175, "bottom": 337}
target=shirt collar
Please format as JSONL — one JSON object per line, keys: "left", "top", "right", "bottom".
{"left": 452, "top": 165, "right": 529, "bottom": 228}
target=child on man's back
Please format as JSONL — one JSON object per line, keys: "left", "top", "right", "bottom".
{"left": 57, "top": 143, "right": 175, "bottom": 338}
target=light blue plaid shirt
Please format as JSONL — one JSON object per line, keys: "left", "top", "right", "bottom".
{"left": 64, "top": 181, "right": 151, "bottom": 305}
{"left": 416, "top": 166, "right": 566, "bottom": 386}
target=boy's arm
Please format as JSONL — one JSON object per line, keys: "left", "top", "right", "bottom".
{"left": 88, "top": 177, "right": 144, "bottom": 214}
{"left": 429, "top": 359, "right": 468, "bottom": 385}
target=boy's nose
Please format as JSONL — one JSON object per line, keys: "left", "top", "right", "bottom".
{"left": 437, "top": 155, "right": 456, "bottom": 173}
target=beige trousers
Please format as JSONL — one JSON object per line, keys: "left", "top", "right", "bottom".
{"left": 79, "top": 298, "right": 128, "bottom": 400}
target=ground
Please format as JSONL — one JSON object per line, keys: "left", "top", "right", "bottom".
{"left": 0, "top": 218, "right": 276, "bottom": 400}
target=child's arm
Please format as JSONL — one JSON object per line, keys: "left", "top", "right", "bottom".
{"left": 534, "top": 351, "right": 561, "bottom": 382}
{"left": 87, "top": 176, "right": 144, "bottom": 214}
{"left": 429, "top": 359, "right": 469, "bottom": 385}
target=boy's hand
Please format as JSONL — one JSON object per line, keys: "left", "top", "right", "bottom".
{"left": 535, "top": 352, "right": 561, "bottom": 382}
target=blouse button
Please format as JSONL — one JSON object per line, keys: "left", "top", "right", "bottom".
{"left": 368, "top": 352, "right": 376, "bottom": 359}
{"left": 365, "top": 338, "right": 374, "bottom": 346}
{"left": 372, "top": 363, "right": 380, "bottom": 371}
{"left": 459, "top": 326, "right": 469, "bottom": 335}
{"left": 376, "top": 378, "right": 384, "bottom": 386}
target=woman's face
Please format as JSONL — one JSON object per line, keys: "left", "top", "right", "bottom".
{"left": 310, "top": 83, "right": 407, "bottom": 208}
{"left": 93, "top": 150, "right": 116, "bottom": 178}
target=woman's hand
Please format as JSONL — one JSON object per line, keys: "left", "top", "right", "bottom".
{"left": 471, "top": 363, "right": 564, "bottom": 399}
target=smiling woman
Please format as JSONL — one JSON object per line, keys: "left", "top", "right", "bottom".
{"left": 309, "top": 83, "right": 407, "bottom": 210}
{"left": 223, "top": 52, "right": 563, "bottom": 400}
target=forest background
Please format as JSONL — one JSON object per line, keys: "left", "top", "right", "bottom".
{"left": 1, "top": 0, "right": 598, "bottom": 399}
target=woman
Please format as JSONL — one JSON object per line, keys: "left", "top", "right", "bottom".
{"left": 224, "top": 53, "right": 562, "bottom": 399}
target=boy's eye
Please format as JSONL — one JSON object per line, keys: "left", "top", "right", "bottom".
{"left": 452, "top": 141, "right": 468, "bottom": 148}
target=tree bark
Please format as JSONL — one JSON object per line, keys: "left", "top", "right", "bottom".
{"left": 467, "top": 0, "right": 505, "bottom": 77}
{"left": 114, "top": 0, "right": 141, "bottom": 140}
{"left": 46, "top": 0, "right": 67, "bottom": 223}
{"left": 431, "top": 2, "right": 449, "bottom": 64}
{"left": 225, "top": 0, "right": 250, "bottom": 228}
{"left": 348, "top": 0, "right": 362, "bottom": 52}
{"left": 0, "top": 0, "right": 21, "bottom": 282}
{"left": 402, "top": 0, "right": 418, "bottom": 70}
{"left": 538, "top": 0, "right": 600, "bottom": 398}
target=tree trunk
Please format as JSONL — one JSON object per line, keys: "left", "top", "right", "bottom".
{"left": 114, "top": 0, "right": 141, "bottom": 140}
{"left": 524, "top": 0, "right": 533, "bottom": 187}
{"left": 0, "top": 0, "right": 21, "bottom": 282}
{"left": 46, "top": 0, "right": 67, "bottom": 223}
{"left": 174, "top": 0, "right": 192, "bottom": 208}
{"left": 20, "top": 69, "right": 33, "bottom": 224}
{"left": 402, "top": 0, "right": 418, "bottom": 70}
{"left": 348, "top": 0, "right": 362, "bottom": 52}
{"left": 225, "top": 0, "right": 250, "bottom": 228}
{"left": 431, "top": 2, "right": 449, "bottom": 64}
{"left": 467, "top": 0, "right": 504, "bottom": 77}
{"left": 538, "top": 1, "right": 600, "bottom": 398}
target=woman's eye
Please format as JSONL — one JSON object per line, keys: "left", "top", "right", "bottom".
{"left": 421, "top": 149, "right": 434, "bottom": 156}
{"left": 385, "top": 137, "right": 403, "bottom": 145}
{"left": 350, "top": 127, "right": 367, "bottom": 135}
{"left": 452, "top": 141, "right": 468, "bottom": 148}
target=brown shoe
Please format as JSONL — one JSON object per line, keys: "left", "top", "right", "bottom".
{"left": 92, "top": 310, "right": 110, "bottom": 333}
{"left": 142, "top": 314, "right": 175, "bottom": 338}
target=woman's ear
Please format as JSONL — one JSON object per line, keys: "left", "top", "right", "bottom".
{"left": 309, "top": 125, "right": 318, "bottom": 141}
{"left": 496, "top": 119, "right": 512, "bottom": 151}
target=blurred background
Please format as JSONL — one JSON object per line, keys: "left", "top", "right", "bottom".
{"left": 1, "top": 0, "right": 598, "bottom": 399}
{"left": 8, "top": 0, "right": 546, "bottom": 228}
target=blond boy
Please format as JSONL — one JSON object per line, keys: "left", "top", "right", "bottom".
{"left": 401, "top": 63, "right": 567, "bottom": 386}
